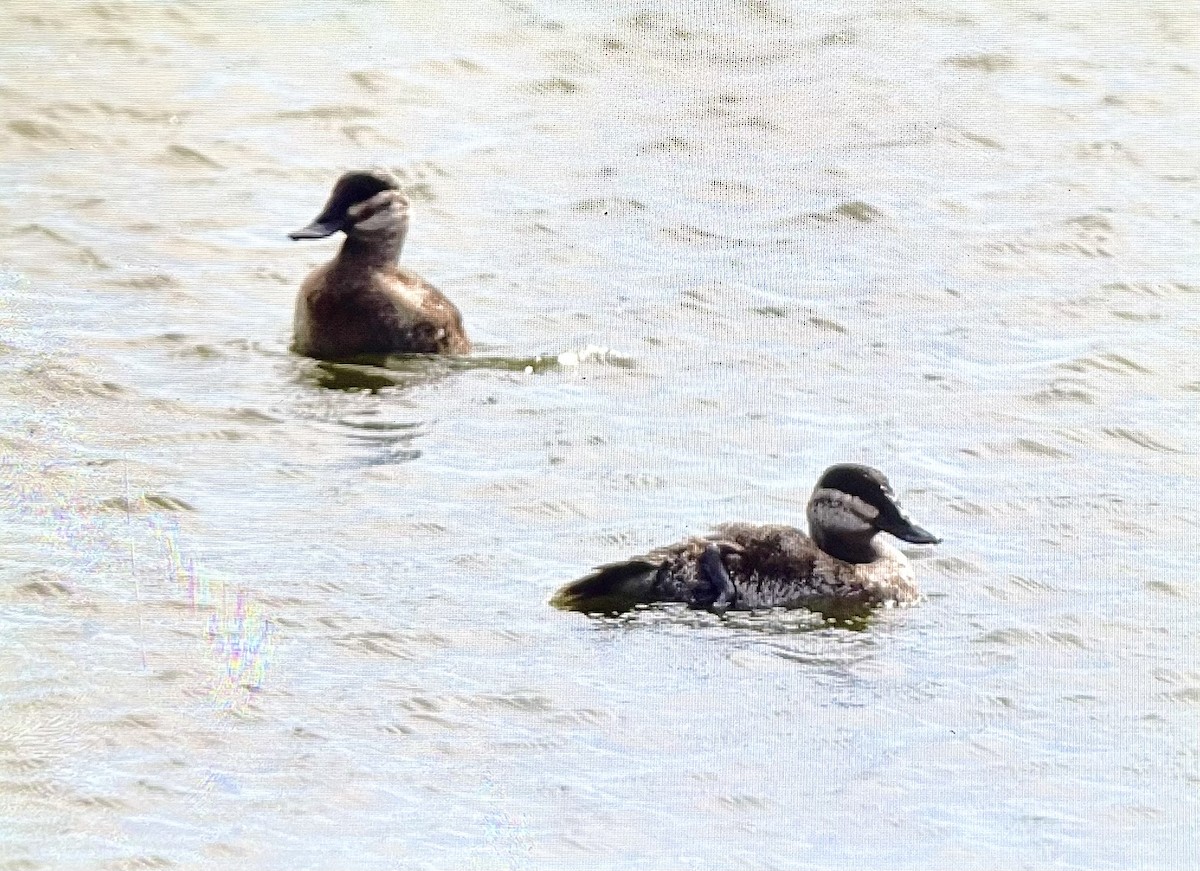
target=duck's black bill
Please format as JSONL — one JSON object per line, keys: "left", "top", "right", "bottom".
{"left": 289, "top": 218, "right": 344, "bottom": 240}
{"left": 879, "top": 516, "right": 941, "bottom": 545}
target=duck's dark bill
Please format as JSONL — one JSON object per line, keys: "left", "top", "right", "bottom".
{"left": 879, "top": 515, "right": 941, "bottom": 545}
{"left": 289, "top": 219, "right": 344, "bottom": 240}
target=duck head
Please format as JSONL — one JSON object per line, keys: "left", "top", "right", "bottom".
{"left": 806, "top": 463, "right": 940, "bottom": 564}
{"left": 290, "top": 169, "right": 410, "bottom": 255}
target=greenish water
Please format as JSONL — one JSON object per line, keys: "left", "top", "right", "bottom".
{"left": 1, "top": 1, "right": 1198, "bottom": 868}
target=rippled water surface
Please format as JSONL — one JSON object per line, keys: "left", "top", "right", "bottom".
{"left": 2, "top": 1, "right": 1199, "bottom": 868}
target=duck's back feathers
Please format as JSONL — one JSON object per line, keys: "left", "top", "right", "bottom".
{"left": 712, "top": 523, "right": 916, "bottom": 610}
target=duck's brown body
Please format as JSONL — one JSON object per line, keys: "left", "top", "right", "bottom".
{"left": 555, "top": 523, "right": 918, "bottom": 614}
{"left": 293, "top": 254, "right": 469, "bottom": 359}
{"left": 289, "top": 169, "right": 469, "bottom": 361}
{"left": 641, "top": 523, "right": 917, "bottom": 608}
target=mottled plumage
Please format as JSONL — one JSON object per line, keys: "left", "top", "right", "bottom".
{"left": 289, "top": 170, "right": 469, "bottom": 360}
{"left": 553, "top": 464, "right": 940, "bottom": 614}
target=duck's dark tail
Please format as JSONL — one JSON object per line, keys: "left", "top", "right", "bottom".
{"left": 550, "top": 559, "right": 660, "bottom": 613}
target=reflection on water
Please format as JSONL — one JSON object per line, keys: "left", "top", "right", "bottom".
{"left": 302, "top": 346, "right": 616, "bottom": 392}
{"left": 2, "top": 0, "right": 1199, "bottom": 868}
{"left": 588, "top": 600, "right": 875, "bottom": 633}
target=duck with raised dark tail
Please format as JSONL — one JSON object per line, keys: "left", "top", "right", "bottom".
{"left": 552, "top": 463, "right": 941, "bottom": 614}
{"left": 289, "top": 169, "right": 470, "bottom": 360}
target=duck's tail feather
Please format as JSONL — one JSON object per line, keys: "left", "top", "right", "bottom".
{"left": 551, "top": 559, "right": 660, "bottom": 613}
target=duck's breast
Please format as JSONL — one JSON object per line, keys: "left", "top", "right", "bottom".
{"left": 293, "top": 265, "right": 466, "bottom": 358}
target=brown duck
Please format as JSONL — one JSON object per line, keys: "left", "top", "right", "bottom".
{"left": 289, "top": 169, "right": 469, "bottom": 360}
{"left": 553, "top": 464, "right": 941, "bottom": 614}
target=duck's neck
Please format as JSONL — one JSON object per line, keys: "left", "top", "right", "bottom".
{"left": 336, "top": 228, "right": 405, "bottom": 272}
{"left": 811, "top": 528, "right": 882, "bottom": 565}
